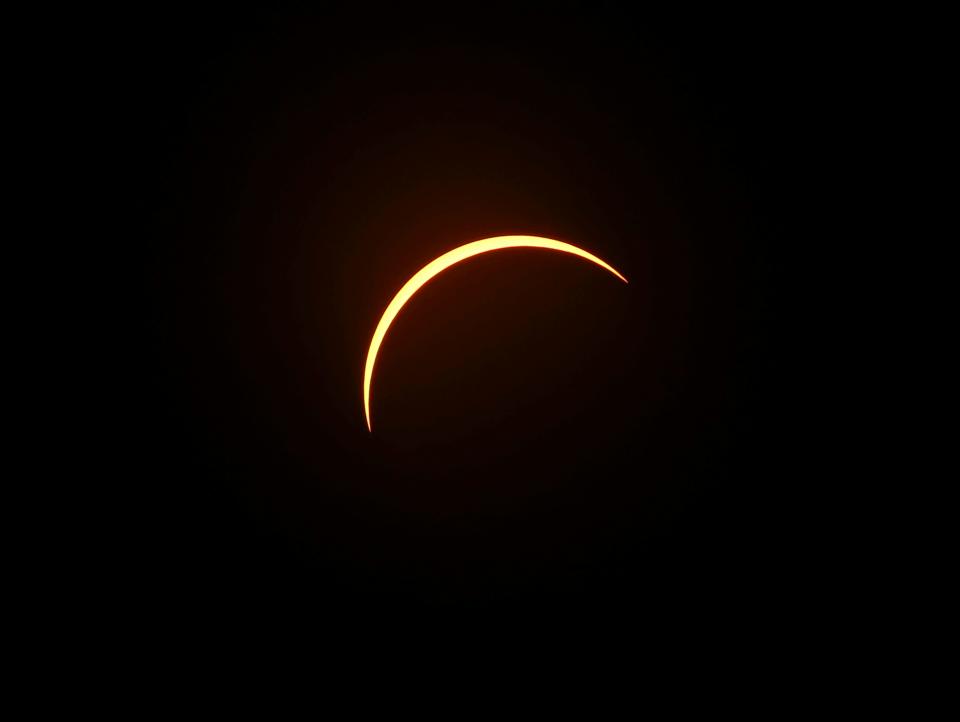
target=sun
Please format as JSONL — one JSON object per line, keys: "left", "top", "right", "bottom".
{"left": 363, "top": 235, "right": 627, "bottom": 431}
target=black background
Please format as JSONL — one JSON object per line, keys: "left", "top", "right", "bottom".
{"left": 109, "top": 5, "right": 821, "bottom": 635}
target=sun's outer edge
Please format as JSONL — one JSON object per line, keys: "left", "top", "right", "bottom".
{"left": 363, "top": 235, "right": 627, "bottom": 432}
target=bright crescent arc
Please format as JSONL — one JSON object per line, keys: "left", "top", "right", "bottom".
{"left": 363, "top": 235, "right": 628, "bottom": 432}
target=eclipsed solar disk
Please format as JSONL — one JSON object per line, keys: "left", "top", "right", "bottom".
{"left": 363, "top": 235, "right": 628, "bottom": 432}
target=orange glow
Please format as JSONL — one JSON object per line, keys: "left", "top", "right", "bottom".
{"left": 363, "top": 235, "right": 627, "bottom": 431}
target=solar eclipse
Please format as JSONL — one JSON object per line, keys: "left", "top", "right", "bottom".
{"left": 363, "top": 235, "right": 628, "bottom": 432}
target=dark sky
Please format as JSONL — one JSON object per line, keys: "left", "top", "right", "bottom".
{"left": 109, "top": 5, "right": 821, "bottom": 634}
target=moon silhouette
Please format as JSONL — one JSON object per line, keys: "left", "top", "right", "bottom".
{"left": 363, "top": 235, "right": 628, "bottom": 431}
